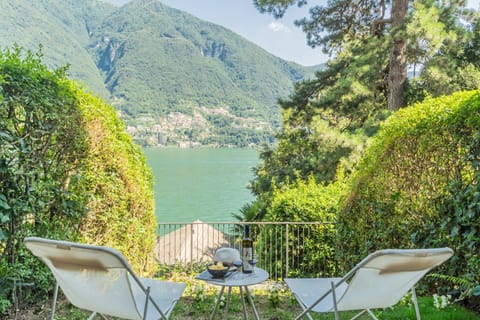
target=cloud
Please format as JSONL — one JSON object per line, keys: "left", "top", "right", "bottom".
{"left": 268, "top": 22, "right": 290, "bottom": 33}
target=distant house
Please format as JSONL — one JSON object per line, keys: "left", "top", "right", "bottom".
{"left": 155, "top": 221, "right": 231, "bottom": 264}
{"left": 157, "top": 132, "right": 164, "bottom": 145}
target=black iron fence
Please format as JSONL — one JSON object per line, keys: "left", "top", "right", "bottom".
{"left": 156, "top": 221, "right": 337, "bottom": 280}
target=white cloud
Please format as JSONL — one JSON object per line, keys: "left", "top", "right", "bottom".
{"left": 268, "top": 22, "right": 291, "bottom": 33}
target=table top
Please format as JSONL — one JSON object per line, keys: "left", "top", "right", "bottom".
{"left": 196, "top": 267, "right": 269, "bottom": 287}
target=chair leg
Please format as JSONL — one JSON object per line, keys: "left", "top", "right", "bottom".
{"left": 331, "top": 281, "right": 340, "bottom": 320}
{"left": 143, "top": 286, "right": 151, "bottom": 320}
{"left": 366, "top": 309, "right": 379, "bottom": 320}
{"left": 87, "top": 312, "right": 97, "bottom": 320}
{"left": 350, "top": 310, "right": 367, "bottom": 320}
{"left": 293, "top": 295, "right": 314, "bottom": 320}
{"left": 295, "top": 305, "right": 314, "bottom": 320}
{"left": 50, "top": 283, "right": 59, "bottom": 320}
{"left": 411, "top": 287, "right": 421, "bottom": 320}
{"left": 86, "top": 311, "right": 109, "bottom": 320}
{"left": 305, "top": 311, "right": 314, "bottom": 320}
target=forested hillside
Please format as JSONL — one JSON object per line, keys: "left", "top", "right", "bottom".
{"left": 0, "top": 0, "right": 318, "bottom": 146}
{"left": 0, "top": 0, "right": 112, "bottom": 97}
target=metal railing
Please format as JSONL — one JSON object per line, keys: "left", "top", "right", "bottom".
{"left": 155, "top": 221, "right": 337, "bottom": 280}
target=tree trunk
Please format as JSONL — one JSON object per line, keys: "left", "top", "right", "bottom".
{"left": 387, "top": 0, "right": 408, "bottom": 111}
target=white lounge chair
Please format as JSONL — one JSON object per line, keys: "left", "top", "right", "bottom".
{"left": 24, "top": 237, "right": 186, "bottom": 320}
{"left": 285, "top": 248, "right": 453, "bottom": 320}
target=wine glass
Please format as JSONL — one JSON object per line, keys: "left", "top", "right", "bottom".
{"left": 248, "top": 253, "right": 258, "bottom": 273}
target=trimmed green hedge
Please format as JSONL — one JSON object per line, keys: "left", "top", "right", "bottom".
{"left": 0, "top": 47, "right": 156, "bottom": 314}
{"left": 339, "top": 90, "right": 480, "bottom": 289}
{"left": 262, "top": 176, "right": 344, "bottom": 278}
{"left": 75, "top": 85, "right": 156, "bottom": 275}
{"left": 0, "top": 47, "right": 89, "bottom": 312}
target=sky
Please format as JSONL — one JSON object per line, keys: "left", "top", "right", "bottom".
{"left": 105, "top": 0, "right": 329, "bottom": 66}
{"left": 106, "top": 0, "right": 480, "bottom": 66}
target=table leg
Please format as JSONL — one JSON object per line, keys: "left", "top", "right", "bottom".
{"left": 239, "top": 286, "right": 248, "bottom": 319}
{"left": 209, "top": 286, "right": 226, "bottom": 320}
{"left": 244, "top": 286, "right": 260, "bottom": 320}
{"left": 224, "top": 286, "right": 232, "bottom": 316}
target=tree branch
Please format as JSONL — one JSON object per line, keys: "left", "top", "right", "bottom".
{"left": 371, "top": 18, "right": 392, "bottom": 34}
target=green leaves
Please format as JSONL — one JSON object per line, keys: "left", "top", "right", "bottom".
{"left": 74, "top": 81, "right": 157, "bottom": 276}
{"left": 0, "top": 43, "right": 160, "bottom": 315}
{"left": 253, "top": 0, "right": 304, "bottom": 19}
{"left": 340, "top": 90, "right": 480, "bottom": 290}
{"left": 257, "top": 176, "right": 344, "bottom": 276}
{"left": 0, "top": 46, "right": 90, "bottom": 312}
{"left": 0, "top": 195, "right": 10, "bottom": 211}
{"left": 0, "top": 194, "right": 10, "bottom": 230}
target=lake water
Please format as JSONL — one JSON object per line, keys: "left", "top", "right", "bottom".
{"left": 143, "top": 148, "right": 259, "bottom": 222}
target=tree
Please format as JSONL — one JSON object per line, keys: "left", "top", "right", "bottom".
{"left": 254, "top": 0, "right": 410, "bottom": 111}
{"left": 407, "top": 7, "right": 480, "bottom": 103}
{"left": 388, "top": 0, "right": 408, "bottom": 111}
{"left": 254, "top": 0, "right": 470, "bottom": 111}
{"left": 75, "top": 86, "right": 157, "bottom": 275}
{"left": 0, "top": 47, "right": 88, "bottom": 313}
{"left": 259, "top": 177, "right": 341, "bottom": 277}
{"left": 249, "top": 0, "right": 473, "bottom": 184}
{"left": 245, "top": 1, "right": 477, "bottom": 225}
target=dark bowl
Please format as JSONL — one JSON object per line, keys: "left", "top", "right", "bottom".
{"left": 207, "top": 264, "right": 229, "bottom": 278}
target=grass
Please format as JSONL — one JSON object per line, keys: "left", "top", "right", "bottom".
{"left": 20, "top": 280, "right": 480, "bottom": 320}
{"left": 12, "top": 266, "right": 479, "bottom": 319}
{"left": 169, "top": 282, "right": 479, "bottom": 320}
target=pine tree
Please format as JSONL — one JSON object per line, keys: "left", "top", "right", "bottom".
{"left": 253, "top": 0, "right": 469, "bottom": 111}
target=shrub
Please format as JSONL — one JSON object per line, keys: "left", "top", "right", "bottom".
{"left": 0, "top": 47, "right": 156, "bottom": 315}
{"left": 261, "top": 176, "right": 345, "bottom": 277}
{"left": 0, "top": 47, "right": 88, "bottom": 308}
{"left": 74, "top": 86, "right": 156, "bottom": 275}
{"left": 339, "top": 90, "right": 480, "bottom": 294}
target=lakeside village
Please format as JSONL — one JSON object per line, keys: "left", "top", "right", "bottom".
{"left": 122, "top": 106, "right": 273, "bottom": 148}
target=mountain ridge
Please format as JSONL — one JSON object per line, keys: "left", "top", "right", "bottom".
{"left": 0, "top": 0, "right": 320, "bottom": 146}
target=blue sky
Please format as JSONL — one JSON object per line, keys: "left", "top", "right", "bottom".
{"left": 104, "top": 0, "right": 328, "bottom": 66}
{"left": 158, "top": 0, "right": 328, "bottom": 66}
{"left": 105, "top": 0, "right": 480, "bottom": 66}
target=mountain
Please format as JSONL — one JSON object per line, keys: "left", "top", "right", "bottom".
{"left": 0, "top": 0, "right": 319, "bottom": 147}
{"left": 104, "top": 0, "right": 130, "bottom": 5}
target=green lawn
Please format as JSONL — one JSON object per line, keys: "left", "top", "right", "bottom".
{"left": 169, "top": 284, "right": 479, "bottom": 320}
{"left": 26, "top": 280, "right": 480, "bottom": 320}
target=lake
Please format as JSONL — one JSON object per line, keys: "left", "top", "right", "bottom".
{"left": 143, "top": 148, "right": 259, "bottom": 222}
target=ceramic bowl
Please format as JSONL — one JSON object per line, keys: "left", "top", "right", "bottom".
{"left": 207, "top": 264, "right": 229, "bottom": 278}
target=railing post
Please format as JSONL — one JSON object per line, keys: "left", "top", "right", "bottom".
{"left": 190, "top": 223, "right": 194, "bottom": 272}
{"left": 156, "top": 221, "right": 334, "bottom": 280}
{"left": 285, "top": 223, "right": 289, "bottom": 278}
